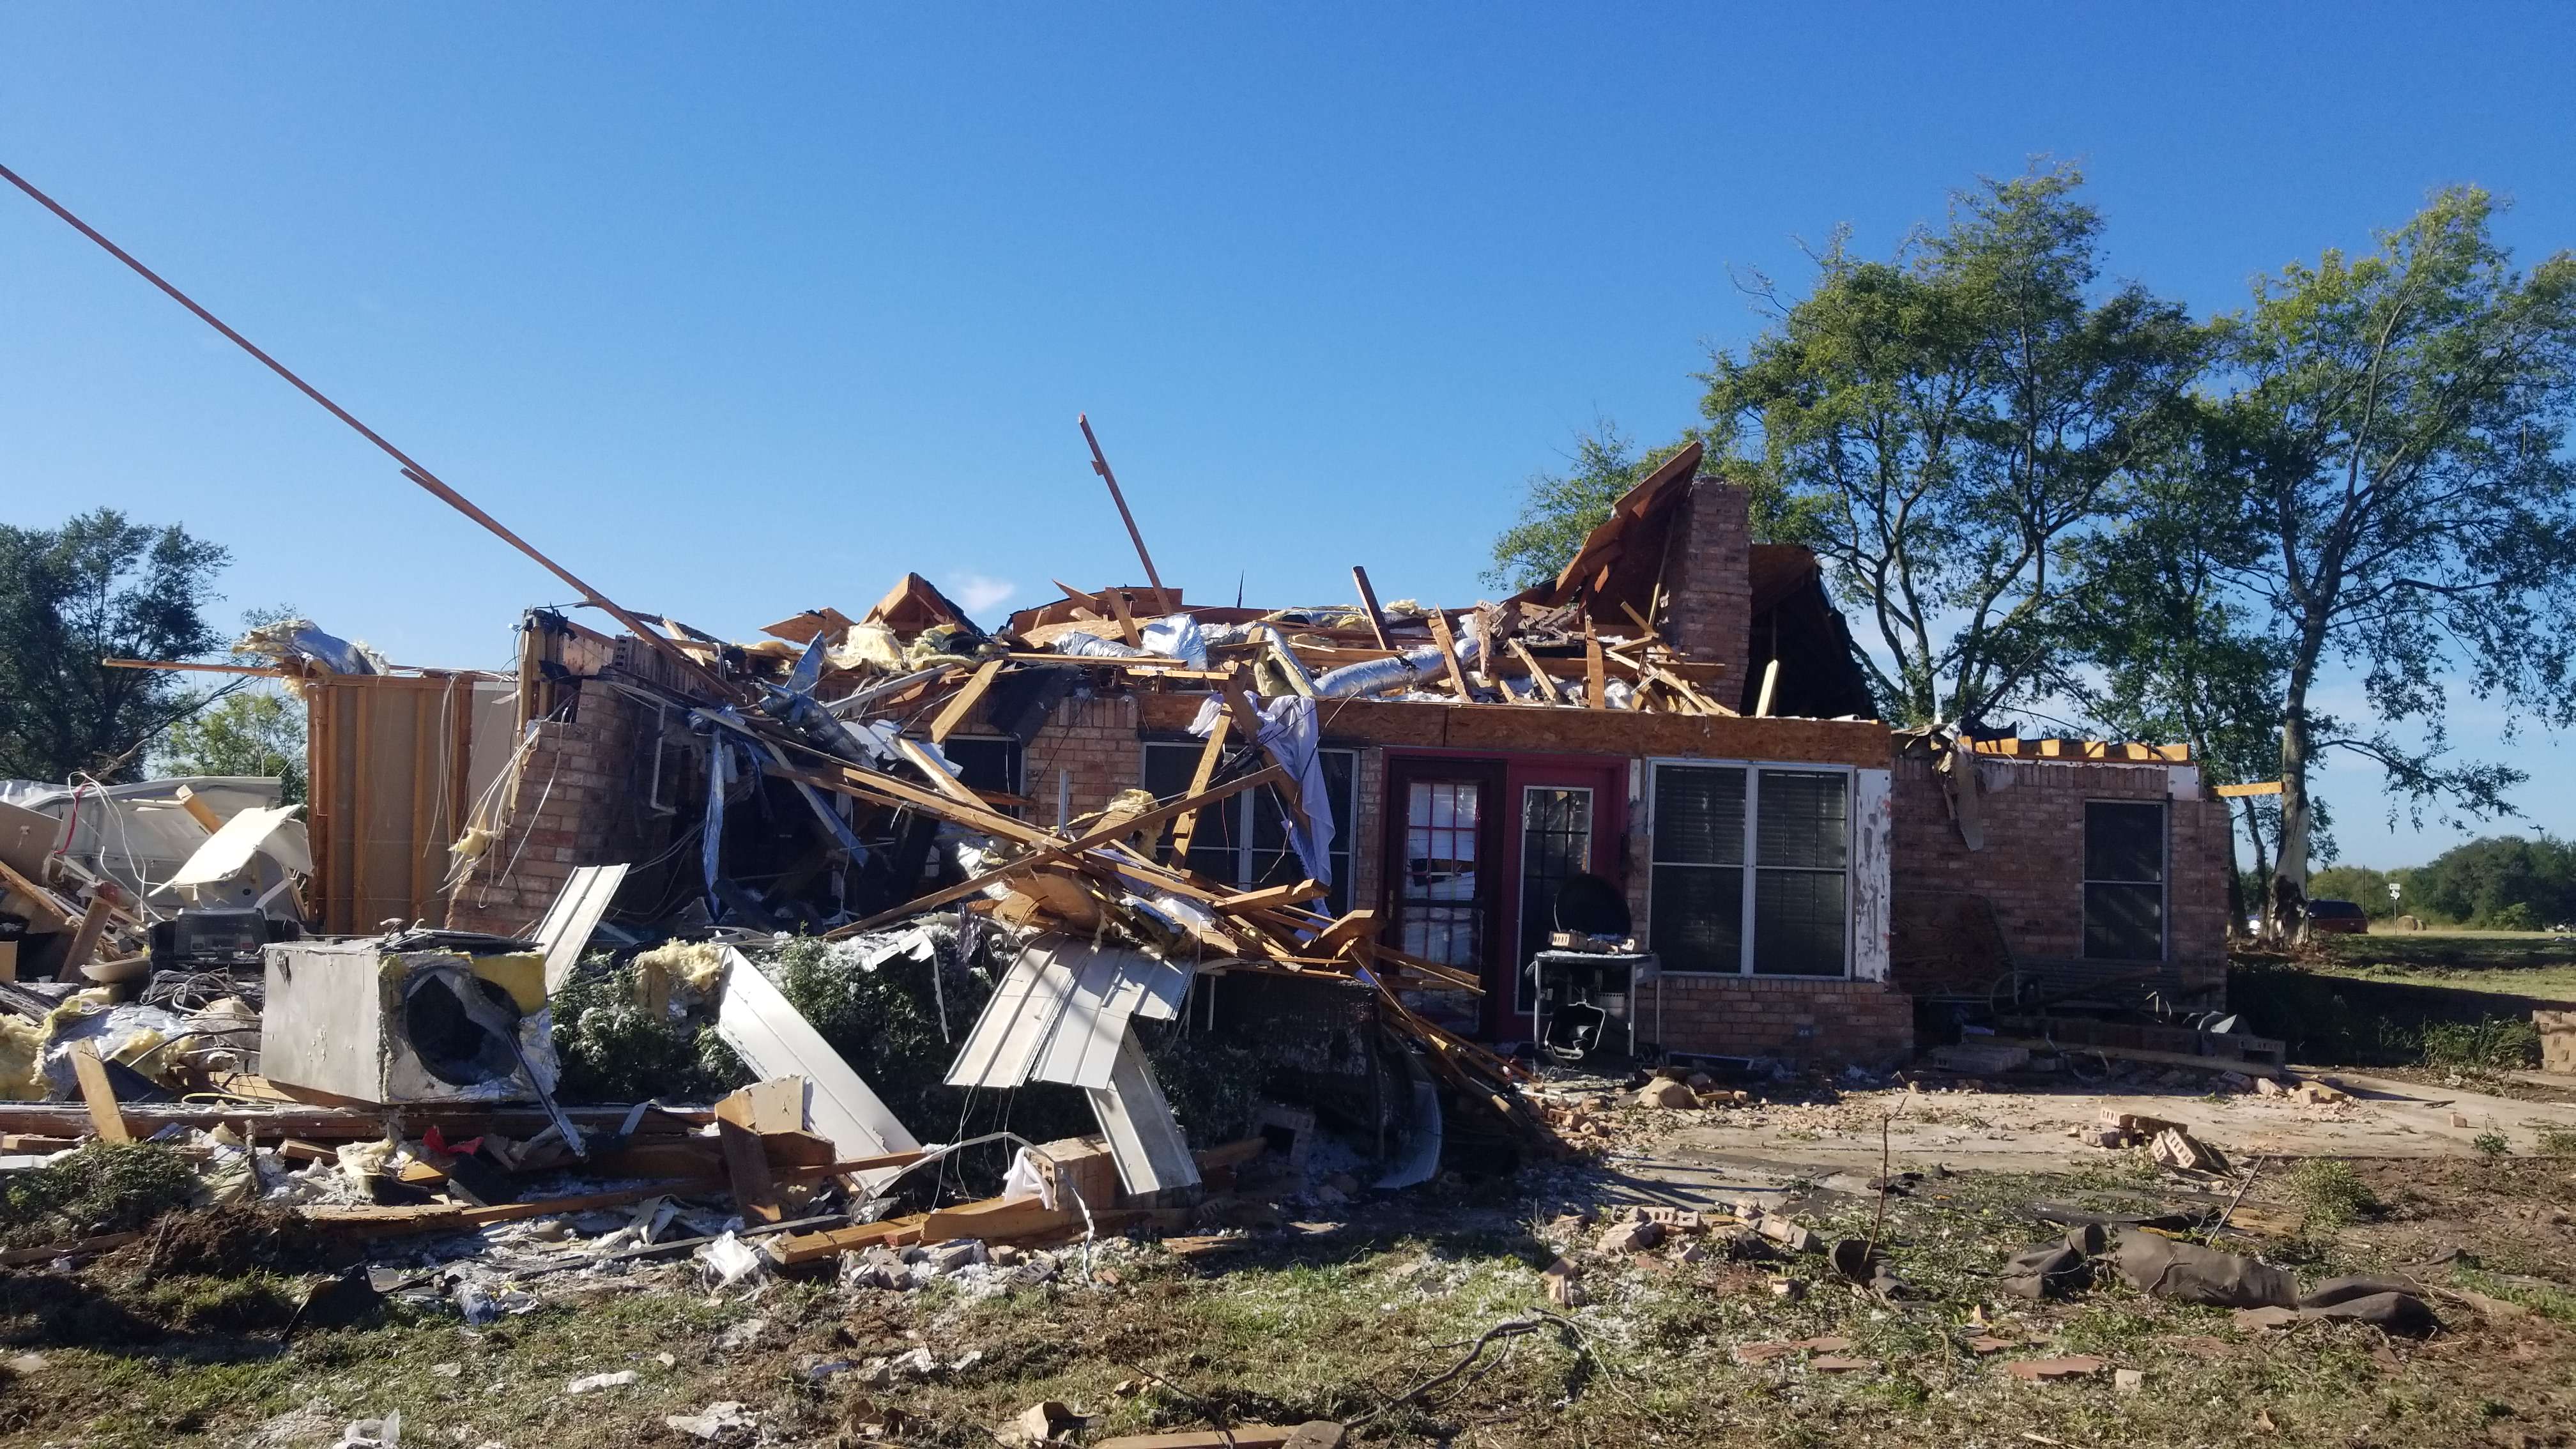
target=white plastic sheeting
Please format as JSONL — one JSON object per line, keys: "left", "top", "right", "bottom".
{"left": 1187, "top": 692, "right": 1336, "bottom": 889}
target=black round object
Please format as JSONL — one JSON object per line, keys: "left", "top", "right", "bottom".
{"left": 1552, "top": 872, "right": 1632, "bottom": 938}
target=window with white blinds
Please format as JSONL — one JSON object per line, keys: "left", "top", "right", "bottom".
{"left": 1649, "top": 762, "right": 1850, "bottom": 977}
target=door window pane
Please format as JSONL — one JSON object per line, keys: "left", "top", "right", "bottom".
{"left": 1400, "top": 779, "right": 1483, "bottom": 967}
{"left": 1517, "top": 786, "right": 1595, "bottom": 1008}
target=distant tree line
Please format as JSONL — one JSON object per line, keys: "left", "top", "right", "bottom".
{"left": 2313, "top": 835, "right": 2576, "bottom": 931}
{"left": 1493, "top": 166, "right": 2576, "bottom": 938}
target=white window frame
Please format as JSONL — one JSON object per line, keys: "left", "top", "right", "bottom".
{"left": 1644, "top": 758, "right": 1857, "bottom": 979}
{"left": 2082, "top": 797, "right": 2170, "bottom": 962}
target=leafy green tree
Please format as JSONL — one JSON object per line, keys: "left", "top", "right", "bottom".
{"left": 1699, "top": 164, "right": 2205, "bottom": 725}
{"left": 2072, "top": 442, "right": 2288, "bottom": 931}
{"left": 152, "top": 686, "right": 308, "bottom": 802}
{"left": 0, "top": 510, "right": 231, "bottom": 783}
{"left": 2190, "top": 188, "right": 2576, "bottom": 935}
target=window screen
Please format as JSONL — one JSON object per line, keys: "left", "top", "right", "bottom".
{"left": 2084, "top": 800, "right": 2165, "bottom": 961}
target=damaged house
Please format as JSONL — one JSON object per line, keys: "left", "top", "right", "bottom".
{"left": 252, "top": 440, "right": 2232, "bottom": 1088}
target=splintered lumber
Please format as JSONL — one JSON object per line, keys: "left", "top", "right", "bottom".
{"left": 1216, "top": 879, "right": 1326, "bottom": 911}
{"left": 172, "top": 785, "right": 224, "bottom": 833}
{"left": 1351, "top": 565, "right": 1394, "bottom": 650}
{"left": 1164, "top": 713, "right": 1229, "bottom": 864}
{"left": 0, "top": 162, "right": 744, "bottom": 703}
{"left": 1754, "top": 658, "right": 1781, "bottom": 717}
{"left": 928, "top": 656, "right": 1006, "bottom": 744}
{"left": 306, "top": 1153, "right": 924, "bottom": 1239}
{"left": 62, "top": 896, "right": 114, "bottom": 972}
{"left": 1584, "top": 624, "right": 1607, "bottom": 709}
{"left": 1099, "top": 583, "right": 1142, "bottom": 645}
{"left": 765, "top": 1213, "right": 928, "bottom": 1266}
{"left": 0, "top": 858, "right": 68, "bottom": 924}
{"left": 831, "top": 763, "right": 1289, "bottom": 935}
{"left": 1311, "top": 908, "right": 1381, "bottom": 956}
{"left": 1423, "top": 610, "right": 1473, "bottom": 700}
{"left": 1079, "top": 414, "right": 1176, "bottom": 616}
{"left": 714, "top": 1084, "right": 786, "bottom": 1224}
{"left": 68, "top": 1043, "right": 128, "bottom": 1142}
{"left": 1193, "top": 1136, "right": 1271, "bottom": 1172}
{"left": 0, "top": 1100, "right": 712, "bottom": 1141}
{"left": 919, "top": 1193, "right": 1077, "bottom": 1245}
{"left": 1508, "top": 638, "right": 1565, "bottom": 704}
{"left": 892, "top": 735, "right": 995, "bottom": 814}
{"left": 0, "top": 1231, "right": 142, "bottom": 1267}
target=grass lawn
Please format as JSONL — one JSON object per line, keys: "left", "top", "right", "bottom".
{"left": 6, "top": 1161, "right": 2573, "bottom": 1448}
{"left": 2309, "top": 928, "right": 2576, "bottom": 1003}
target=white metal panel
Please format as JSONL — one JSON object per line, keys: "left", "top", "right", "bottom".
{"left": 1851, "top": 767, "right": 1894, "bottom": 983}
{"left": 1084, "top": 1029, "right": 1200, "bottom": 1197}
{"left": 714, "top": 947, "right": 919, "bottom": 1164}
{"left": 1029, "top": 944, "right": 1135, "bottom": 1089}
{"left": 534, "top": 863, "right": 629, "bottom": 993}
{"left": 944, "top": 943, "right": 1070, "bottom": 1089}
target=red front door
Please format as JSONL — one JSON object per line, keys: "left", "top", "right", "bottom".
{"left": 1381, "top": 753, "right": 1627, "bottom": 1041}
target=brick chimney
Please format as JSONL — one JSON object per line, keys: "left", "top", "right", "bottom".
{"left": 1656, "top": 477, "right": 1753, "bottom": 694}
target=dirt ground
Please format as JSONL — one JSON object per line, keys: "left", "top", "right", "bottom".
{"left": 4, "top": 1076, "right": 2573, "bottom": 1449}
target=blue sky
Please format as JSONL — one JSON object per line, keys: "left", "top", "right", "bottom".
{"left": 4, "top": 4, "right": 2572, "bottom": 867}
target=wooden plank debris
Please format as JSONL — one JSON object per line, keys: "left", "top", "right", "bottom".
{"left": 1351, "top": 565, "right": 1394, "bottom": 650}
{"left": 68, "top": 1043, "right": 128, "bottom": 1143}
{"left": 1423, "top": 610, "right": 1473, "bottom": 700}
{"left": 929, "top": 656, "right": 1006, "bottom": 744}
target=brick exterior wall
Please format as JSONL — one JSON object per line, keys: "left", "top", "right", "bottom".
{"left": 445, "top": 680, "right": 671, "bottom": 937}
{"left": 1023, "top": 694, "right": 1146, "bottom": 825}
{"left": 1603, "top": 763, "right": 1913, "bottom": 1067}
{"left": 1888, "top": 756, "right": 2231, "bottom": 1002}
{"left": 1652, "top": 975, "right": 1915, "bottom": 1068}
{"left": 1659, "top": 478, "right": 1753, "bottom": 699}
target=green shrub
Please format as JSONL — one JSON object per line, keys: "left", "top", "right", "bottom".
{"left": 2490, "top": 901, "right": 2541, "bottom": 931}
{"left": 2473, "top": 1131, "right": 2511, "bottom": 1158}
{"left": 2419, "top": 1017, "right": 2542, "bottom": 1071}
{"left": 2535, "top": 1125, "right": 2576, "bottom": 1156}
{"left": 2288, "top": 1158, "right": 2379, "bottom": 1230}
{"left": 0, "top": 1142, "right": 199, "bottom": 1248}
{"left": 552, "top": 954, "right": 750, "bottom": 1104}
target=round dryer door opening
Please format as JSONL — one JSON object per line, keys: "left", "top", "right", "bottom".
{"left": 399, "top": 970, "right": 525, "bottom": 1087}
